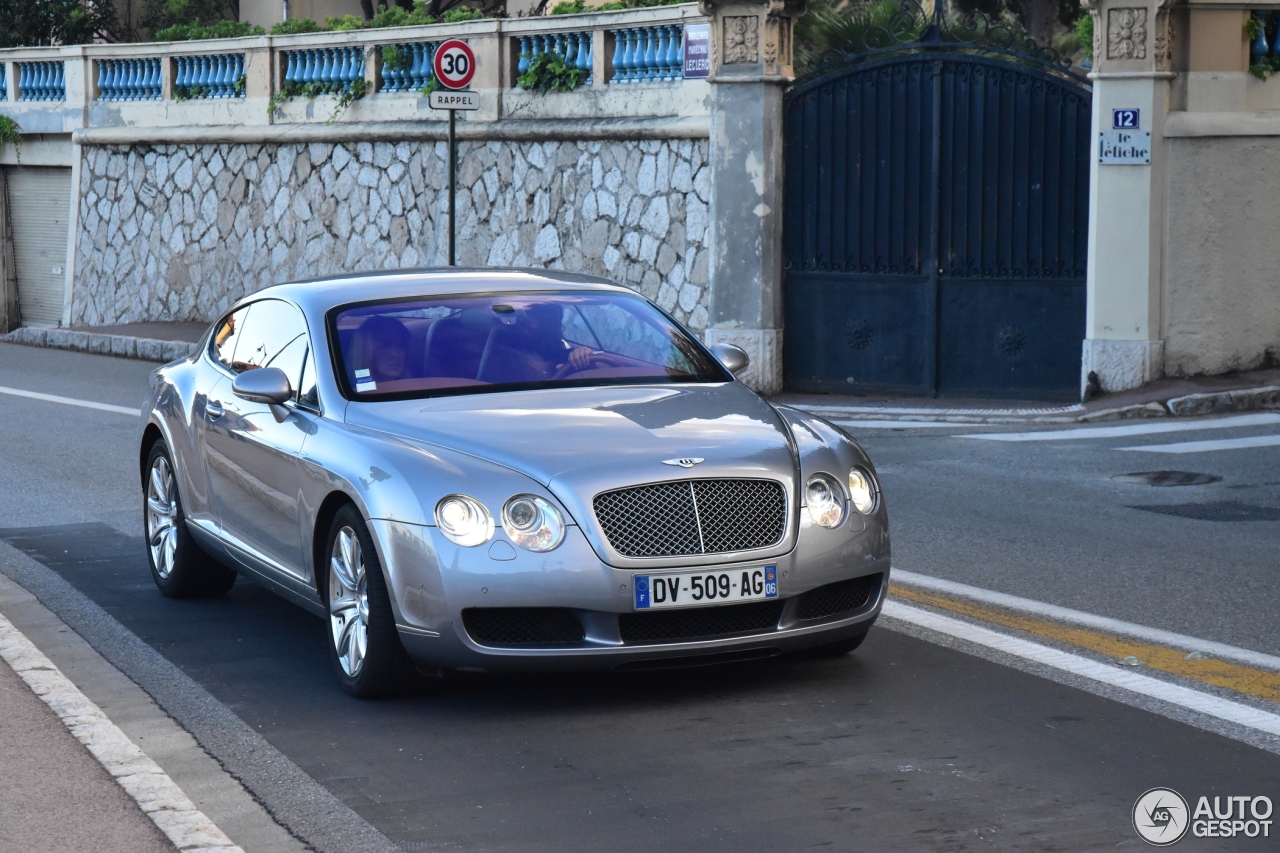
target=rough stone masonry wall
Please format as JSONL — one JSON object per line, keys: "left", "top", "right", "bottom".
{"left": 71, "top": 138, "right": 712, "bottom": 333}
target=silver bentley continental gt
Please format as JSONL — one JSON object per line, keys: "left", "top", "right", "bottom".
{"left": 139, "top": 269, "right": 890, "bottom": 697}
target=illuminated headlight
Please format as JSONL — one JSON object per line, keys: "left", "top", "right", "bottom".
{"left": 804, "top": 473, "right": 846, "bottom": 528}
{"left": 501, "top": 495, "right": 565, "bottom": 552}
{"left": 434, "top": 494, "right": 494, "bottom": 547}
{"left": 848, "top": 467, "right": 878, "bottom": 515}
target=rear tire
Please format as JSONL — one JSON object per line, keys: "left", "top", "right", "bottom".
{"left": 144, "top": 440, "right": 237, "bottom": 598}
{"left": 323, "top": 504, "right": 418, "bottom": 698}
{"left": 795, "top": 630, "right": 868, "bottom": 659}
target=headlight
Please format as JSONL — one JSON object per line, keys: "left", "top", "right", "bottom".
{"left": 434, "top": 494, "right": 494, "bottom": 546}
{"left": 501, "top": 495, "right": 565, "bottom": 552}
{"left": 804, "top": 473, "right": 846, "bottom": 528}
{"left": 848, "top": 467, "right": 878, "bottom": 515}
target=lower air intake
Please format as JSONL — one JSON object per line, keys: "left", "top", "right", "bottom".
{"left": 619, "top": 600, "right": 785, "bottom": 644}
{"left": 462, "top": 608, "right": 585, "bottom": 646}
{"left": 795, "top": 574, "right": 881, "bottom": 621}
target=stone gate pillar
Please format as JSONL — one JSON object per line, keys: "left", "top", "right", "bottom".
{"left": 1081, "top": 0, "right": 1175, "bottom": 395}
{"left": 699, "top": 0, "right": 804, "bottom": 394}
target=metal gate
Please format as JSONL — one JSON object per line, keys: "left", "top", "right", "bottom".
{"left": 3, "top": 166, "right": 72, "bottom": 328}
{"left": 782, "top": 8, "right": 1091, "bottom": 400}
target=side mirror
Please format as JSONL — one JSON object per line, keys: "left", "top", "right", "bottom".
{"left": 709, "top": 343, "right": 750, "bottom": 377}
{"left": 232, "top": 367, "right": 293, "bottom": 422}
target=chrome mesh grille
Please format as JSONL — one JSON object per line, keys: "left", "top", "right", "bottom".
{"left": 593, "top": 479, "right": 787, "bottom": 558}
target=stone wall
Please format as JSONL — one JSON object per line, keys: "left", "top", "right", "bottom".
{"left": 71, "top": 137, "right": 712, "bottom": 334}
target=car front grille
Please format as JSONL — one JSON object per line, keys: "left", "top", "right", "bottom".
{"left": 593, "top": 479, "right": 787, "bottom": 558}
{"left": 795, "top": 574, "right": 881, "bottom": 621}
{"left": 619, "top": 600, "right": 785, "bottom": 644}
{"left": 462, "top": 608, "right": 585, "bottom": 646}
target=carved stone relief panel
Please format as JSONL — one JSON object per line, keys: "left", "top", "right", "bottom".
{"left": 1107, "top": 7, "right": 1148, "bottom": 60}
{"left": 723, "top": 16, "right": 760, "bottom": 64}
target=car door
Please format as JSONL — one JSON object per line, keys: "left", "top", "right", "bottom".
{"left": 204, "top": 298, "right": 318, "bottom": 581}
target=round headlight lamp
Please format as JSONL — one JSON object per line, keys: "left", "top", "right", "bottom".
{"left": 848, "top": 467, "right": 878, "bottom": 515}
{"left": 501, "top": 495, "right": 566, "bottom": 552}
{"left": 434, "top": 494, "right": 494, "bottom": 547}
{"left": 804, "top": 473, "right": 846, "bottom": 528}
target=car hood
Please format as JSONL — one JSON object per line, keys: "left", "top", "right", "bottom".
{"left": 345, "top": 382, "right": 797, "bottom": 490}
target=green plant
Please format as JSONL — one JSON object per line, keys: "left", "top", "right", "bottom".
{"left": 325, "top": 13, "right": 365, "bottom": 30}
{"left": 270, "top": 17, "right": 321, "bottom": 34}
{"left": 1074, "top": 12, "right": 1092, "bottom": 61}
{"left": 328, "top": 76, "right": 368, "bottom": 123}
{"left": 0, "top": 115, "right": 20, "bottom": 164}
{"left": 233, "top": 72, "right": 246, "bottom": 94}
{"left": 381, "top": 44, "right": 411, "bottom": 70}
{"left": 517, "top": 50, "right": 585, "bottom": 91}
{"left": 418, "top": 77, "right": 441, "bottom": 95}
{"left": 367, "top": 0, "right": 436, "bottom": 28}
{"left": 441, "top": 6, "right": 485, "bottom": 22}
{"left": 0, "top": 0, "right": 116, "bottom": 47}
{"left": 153, "top": 18, "right": 264, "bottom": 39}
{"left": 1246, "top": 17, "right": 1280, "bottom": 79}
{"left": 593, "top": 0, "right": 684, "bottom": 10}
{"left": 550, "top": 0, "right": 583, "bottom": 14}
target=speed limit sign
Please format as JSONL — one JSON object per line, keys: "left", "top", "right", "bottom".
{"left": 433, "top": 39, "right": 475, "bottom": 90}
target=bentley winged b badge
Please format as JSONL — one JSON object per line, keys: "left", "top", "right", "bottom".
{"left": 662, "top": 458, "right": 705, "bottom": 468}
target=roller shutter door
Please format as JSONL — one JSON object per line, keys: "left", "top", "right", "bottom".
{"left": 4, "top": 166, "right": 72, "bottom": 327}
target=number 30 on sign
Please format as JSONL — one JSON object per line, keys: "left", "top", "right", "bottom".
{"left": 433, "top": 39, "right": 476, "bottom": 90}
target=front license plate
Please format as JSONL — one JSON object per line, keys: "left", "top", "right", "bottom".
{"left": 633, "top": 566, "right": 777, "bottom": 610}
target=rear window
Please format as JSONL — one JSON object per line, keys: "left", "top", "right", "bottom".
{"left": 329, "top": 291, "right": 728, "bottom": 400}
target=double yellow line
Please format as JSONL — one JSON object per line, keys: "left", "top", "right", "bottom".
{"left": 890, "top": 584, "right": 1280, "bottom": 704}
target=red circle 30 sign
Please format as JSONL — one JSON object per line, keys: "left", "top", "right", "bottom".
{"left": 433, "top": 40, "right": 476, "bottom": 90}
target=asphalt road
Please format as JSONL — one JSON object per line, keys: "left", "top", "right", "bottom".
{"left": 1, "top": 342, "right": 1278, "bottom": 852}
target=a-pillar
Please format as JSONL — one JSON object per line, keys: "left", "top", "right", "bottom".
{"left": 1081, "top": 0, "right": 1175, "bottom": 395}
{"left": 699, "top": 0, "right": 804, "bottom": 394}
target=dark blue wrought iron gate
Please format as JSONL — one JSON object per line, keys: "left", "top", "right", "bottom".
{"left": 782, "top": 19, "right": 1091, "bottom": 400}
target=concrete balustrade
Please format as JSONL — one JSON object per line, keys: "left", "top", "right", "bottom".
{"left": 0, "top": 4, "right": 707, "bottom": 125}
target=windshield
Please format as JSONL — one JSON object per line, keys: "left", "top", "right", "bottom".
{"left": 330, "top": 291, "right": 729, "bottom": 400}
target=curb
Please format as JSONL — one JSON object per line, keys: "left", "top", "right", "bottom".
{"left": 2, "top": 327, "right": 199, "bottom": 363}
{"left": 0, "top": 609, "right": 244, "bottom": 852}
{"left": 790, "top": 393, "right": 1280, "bottom": 425}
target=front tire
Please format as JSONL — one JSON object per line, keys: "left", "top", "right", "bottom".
{"left": 324, "top": 504, "right": 417, "bottom": 698}
{"left": 144, "top": 440, "right": 236, "bottom": 598}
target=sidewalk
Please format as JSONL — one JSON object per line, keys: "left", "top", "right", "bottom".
{"left": 3, "top": 321, "right": 1280, "bottom": 424}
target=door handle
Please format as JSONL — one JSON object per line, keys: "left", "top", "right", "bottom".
{"left": 206, "top": 400, "right": 224, "bottom": 420}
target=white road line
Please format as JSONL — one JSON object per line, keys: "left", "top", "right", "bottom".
{"left": 0, "top": 384, "right": 138, "bottom": 417}
{"left": 0, "top": 610, "right": 244, "bottom": 852}
{"left": 891, "top": 568, "right": 1280, "bottom": 671}
{"left": 1118, "top": 434, "right": 1280, "bottom": 454}
{"left": 884, "top": 600, "right": 1280, "bottom": 737}
{"left": 959, "top": 412, "right": 1280, "bottom": 442}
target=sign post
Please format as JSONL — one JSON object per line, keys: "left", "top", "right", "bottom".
{"left": 430, "top": 39, "right": 478, "bottom": 266}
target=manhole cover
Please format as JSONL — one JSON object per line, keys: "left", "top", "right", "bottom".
{"left": 1111, "top": 471, "right": 1222, "bottom": 487}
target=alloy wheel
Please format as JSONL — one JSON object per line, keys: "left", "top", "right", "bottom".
{"left": 146, "top": 455, "right": 178, "bottom": 579}
{"left": 329, "top": 526, "right": 369, "bottom": 678}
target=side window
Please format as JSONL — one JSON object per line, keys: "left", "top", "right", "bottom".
{"left": 230, "top": 300, "right": 308, "bottom": 374}
{"left": 212, "top": 306, "right": 250, "bottom": 370}
{"left": 267, "top": 334, "right": 309, "bottom": 401}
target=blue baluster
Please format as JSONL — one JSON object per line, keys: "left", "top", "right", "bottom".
{"left": 209, "top": 55, "right": 222, "bottom": 97}
{"left": 30, "top": 64, "right": 41, "bottom": 101}
{"left": 1253, "top": 13, "right": 1269, "bottom": 65}
{"left": 625, "top": 30, "right": 640, "bottom": 82}
{"left": 666, "top": 26, "right": 681, "bottom": 79}
{"left": 193, "top": 55, "right": 207, "bottom": 95}
{"left": 148, "top": 59, "right": 158, "bottom": 98}
{"left": 564, "top": 32, "right": 578, "bottom": 68}
{"left": 383, "top": 45, "right": 400, "bottom": 91}
{"left": 611, "top": 30, "right": 627, "bottom": 82}
{"left": 128, "top": 60, "right": 141, "bottom": 99}
{"left": 317, "top": 49, "right": 332, "bottom": 91}
{"left": 97, "top": 61, "right": 110, "bottom": 101}
{"left": 578, "top": 31, "right": 591, "bottom": 83}
{"left": 653, "top": 28, "right": 668, "bottom": 82}
{"left": 643, "top": 28, "right": 658, "bottom": 81}
{"left": 345, "top": 47, "right": 359, "bottom": 90}
{"left": 300, "top": 50, "right": 315, "bottom": 86}
{"left": 40, "top": 63, "right": 52, "bottom": 100}
{"left": 56, "top": 63, "right": 65, "bottom": 99}
{"left": 517, "top": 36, "right": 531, "bottom": 80}
{"left": 415, "top": 42, "right": 429, "bottom": 88}
{"left": 234, "top": 54, "right": 244, "bottom": 97}
{"left": 17, "top": 64, "right": 26, "bottom": 100}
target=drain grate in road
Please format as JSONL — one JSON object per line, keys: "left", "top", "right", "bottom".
{"left": 1112, "top": 471, "right": 1222, "bottom": 487}
{"left": 1128, "top": 502, "right": 1280, "bottom": 522}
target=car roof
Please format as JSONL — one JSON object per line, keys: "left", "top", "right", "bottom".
{"left": 258, "top": 268, "right": 636, "bottom": 314}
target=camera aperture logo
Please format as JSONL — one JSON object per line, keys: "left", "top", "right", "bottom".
{"left": 1134, "top": 789, "right": 1274, "bottom": 845}
{"left": 1133, "top": 788, "right": 1189, "bottom": 846}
